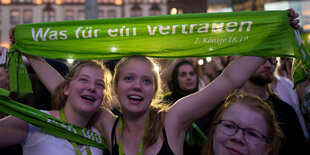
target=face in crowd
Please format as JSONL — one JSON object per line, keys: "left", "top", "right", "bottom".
{"left": 54, "top": 61, "right": 112, "bottom": 113}
{"left": 203, "top": 93, "right": 282, "bottom": 155}
{"left": 113, "top": 56, "right": 161, "bottom": 116}
{"left": 212, "top": 103, "right": 271, "bottom": 155}
{"left": 177, "top": 63, "right": 197, "bottom": 94}
{"left": 249, "top": 58, "right": 277, "bottom": 86}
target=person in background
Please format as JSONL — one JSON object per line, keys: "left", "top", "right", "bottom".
{"left": 164, "top": 59, "right": 199, "bottom": 103}
{"left": 240, "top": 57, "right": 309, "bottom": 154}
{"left": 270, "top": 57, "right": 309, "bottom": 140}
{"left": 161, "top": 58, "right": 209, "bottom": 91}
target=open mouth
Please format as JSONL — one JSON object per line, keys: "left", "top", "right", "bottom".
{"left": 81, "top": 95, "right": 96, "bottom": 102}
{"left": 128, "top": 95, "right": 143, "bottom": 101}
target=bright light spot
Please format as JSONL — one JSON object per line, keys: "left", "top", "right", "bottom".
{"left": 67, "top": 59, "right": 74, "bottom": 64}
{"left": 206, "top": 57, "right": 212, "bottom": 62}
{"left": 115, "top": 0, "right": 123, "bottom": 5}
{"left": 2, "top": 0, "right": 11, "bottom": 4}
{"left": 178, "top": 9, "right": 183, "bottom": 14}
{"left": 198, "top": 59, "right": 204, "bottom": 65}
{"left": 0, "top": 43, "right": 10, "bottom": 49}
{"left": 55, "top": 0, "right": 62, "bottom": 5}
{"left": 170, "top": 8, "right": 177, "bottom": 15}
{"left": 35, "top": 0, "right": 42, "bottom": 5}
{"left": 154, "top": 64, "right": 160, "bottom": 72}
{"left": 111, "top": 47, "right": 117, "bottom": 52}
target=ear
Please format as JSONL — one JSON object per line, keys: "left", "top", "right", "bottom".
{"left": 263, "top": 144, "right": 272, "bottom": 155}
{"left": 63, "top": 84, "right": 69, "bottom": 96}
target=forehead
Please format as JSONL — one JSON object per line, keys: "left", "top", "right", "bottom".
{"left": 178, "top": 64, "right": 194, "bottom": 72}
{"left": 221, "top": 103, "right": 269, "bottom": 134}
{"left": 120, "top": 59, "right": 154, "bottom": 73}
{"left": 76, "top": 66, "right": 104, "bottom": 77}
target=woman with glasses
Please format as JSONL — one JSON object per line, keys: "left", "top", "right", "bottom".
{"left": 202, "top": 92, "right": 283, "bottom": 155}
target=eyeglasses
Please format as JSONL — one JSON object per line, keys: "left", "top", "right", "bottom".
{"left": 217, "top": 120, "right": 270, "bottom": 145}
{"left": 265, "top": 58, "right": 278, "bottom": 65}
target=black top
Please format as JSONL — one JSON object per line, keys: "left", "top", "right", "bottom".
{"left": 267, "top": 94, "right": 309, "bottom": 155}
{"left": 111, "top": 117, "right": 174, "bottom": 155}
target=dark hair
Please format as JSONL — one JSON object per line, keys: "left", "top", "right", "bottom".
{"left": 168, "top": 60, "right": 199, "bottom": 101}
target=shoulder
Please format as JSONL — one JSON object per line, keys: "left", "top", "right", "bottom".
{"left": 268, "top": 94, "right": 294, "bottom": 111}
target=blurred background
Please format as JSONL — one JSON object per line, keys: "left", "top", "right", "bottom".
{"left": 0, "top": 0, "right": 309, "bottom": 50}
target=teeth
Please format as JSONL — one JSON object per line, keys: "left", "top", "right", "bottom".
{"left": 128, "top": 95, "right": 143, "bottom": 101}
{"left": 81, "top": 96, "right": 95, "bottom": 101}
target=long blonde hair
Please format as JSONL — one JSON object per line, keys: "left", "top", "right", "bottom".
{"left": 113, "top": 56, "right": 170, "bottom": 148}
{"left": 202, "top": 92, "right": 283, "bottom": 155}
{"left": 51, "top": 60, "right": 112, "bottom": 110}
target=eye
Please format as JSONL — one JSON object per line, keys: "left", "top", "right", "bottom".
{"left": 245, "top": 130, "right": 261, "bottom": 138}
{"left": 96, "top": 82, "right": 105, "bottom": 89}
{"left": 79, "top": 78, "right": 88, "bottom": 83}
{"left": 179, "top": 72, "right": 186, "bottom": 77}
{"left": 223, "top": 122, "right": 236, "bottom": 130}
{"left": 124, "top": 76, "right": 133, "bottom": 81}
{"left": 189, "top": 71, "right": 196, "bottom": 76}
{"left": 143, "top": 79, "right": 152, "bottom": 85}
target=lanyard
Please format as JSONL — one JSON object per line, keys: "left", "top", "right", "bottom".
{"left": 59, "top": 108, "right": 92, "bottom": 155}
{"left": 118, "top": 114, "right": 150, "bottom": 155}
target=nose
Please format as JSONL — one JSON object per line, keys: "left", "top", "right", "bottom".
{"left": 87, "top": 82, "right": 96, "bottom": 92}
{"left": 133, "top": 80, "right": 142, "bottom": 91}
{"left": 186, "top": 74, "right": 192, "bottom": 81}
{"left": 231, "top": 129, "right": 245, "bottom": 144}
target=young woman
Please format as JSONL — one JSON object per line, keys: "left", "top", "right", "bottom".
{"left": 0, "top": 58, "right": 112, "bottom": 155}
{"left": 201, "top": 92, "right": 283, "bottom": 155}
{"left": 164, "top": 59, "right": 199, "bottom": 103}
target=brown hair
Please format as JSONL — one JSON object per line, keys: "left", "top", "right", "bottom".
{"left": 51, "top": 60, "right": 112, "bottom": 110}
{"left": 202, "top": 92, "right": 283, "bottom": 155}
{"left": 113, "top": 56, "right": 169, "bottom": 148}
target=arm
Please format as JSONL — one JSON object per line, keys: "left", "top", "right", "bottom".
{"left": 25, "top": 55, "right": 64, "bottom": 94}
{"left": 91, "top": 107, "right": 117, "bottom": 152}
{"left": 9, "top": 28, "right": 64, "bottom": 94}
{"left": 166, "top": 56, "right": 265, "bottom": 130}
{"left": 160, "top": 59, "right": 183, "bottom": 84}
{"left": 166, "top": 8, "right": 300, "bottom": 131}
{"left": 0, "top": 116, "right": 28, "bottom": 146}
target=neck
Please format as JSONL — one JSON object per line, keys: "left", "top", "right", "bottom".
{"left": 270, "top": 76, "right": 277, "bottom": 90}
{"left": 62, "top": 106, "right": 92, "bottom": 128}
{"left": 240, "top": 80, "right": 269, "bottom": 101}
{"left": 121, "top": 110, "right": 149, "bottom": 133}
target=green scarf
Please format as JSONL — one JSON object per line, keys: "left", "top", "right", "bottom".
{"left": 0, "top": 88, "right": 107, "bottom": 149}
{"left": 2, "top": 10, "right": 309, "bottom": 149}
{"left": 9, "top": 10, "right": 309, "bottom": 94}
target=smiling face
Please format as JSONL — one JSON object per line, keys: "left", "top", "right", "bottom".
{"left": 212, "top": 103, "right": 271, "bottom": 155}
{"left": 115, "top": 58, "right": 156, "bottom": 116}
{"left": 64, "top": 66, "right": 105, "bottom": 115}
{"left": 177, "top": 64, "right": 197, "bottom": 94}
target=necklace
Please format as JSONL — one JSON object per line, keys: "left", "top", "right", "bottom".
{"left": 59, "top": 108, "right": 92, "bottom": 155}
{"left": 118, "top": 114, "right": 150, "bottom": 155}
